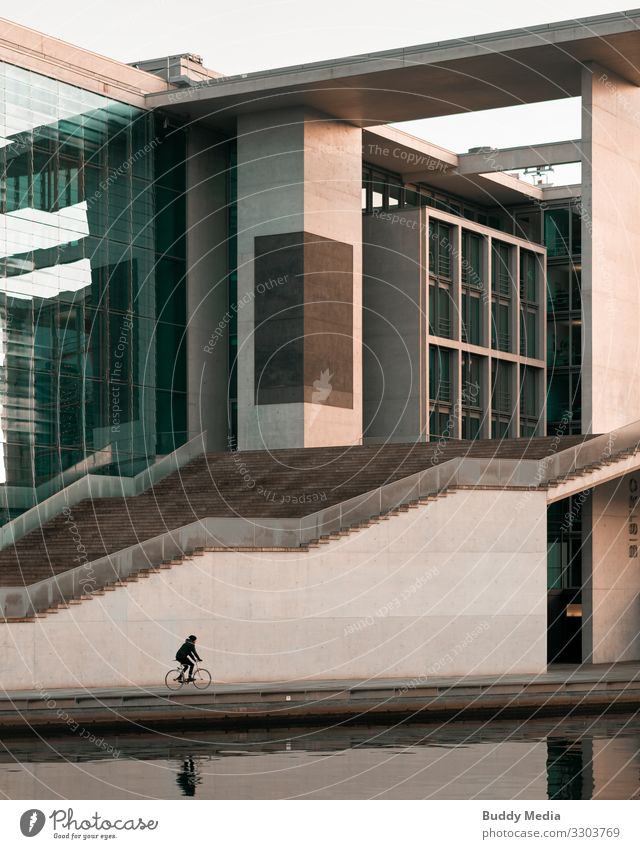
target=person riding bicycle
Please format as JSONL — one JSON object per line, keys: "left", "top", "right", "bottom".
{"left": 175, "top": 635, "right": 202, "bottom": 682}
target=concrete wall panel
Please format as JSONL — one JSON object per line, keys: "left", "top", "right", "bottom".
{"left": 584, "top": 473, "right": 640, "bottom": 663}
{"left": 186, "top": 126, "right": 230, "bottom": 450}
{"left": 0, "top": 489, "right": 548, "bottom": 689}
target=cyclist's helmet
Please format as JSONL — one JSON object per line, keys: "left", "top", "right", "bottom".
{"left": 188, "top": 635, "right": 197, "bottom": 641}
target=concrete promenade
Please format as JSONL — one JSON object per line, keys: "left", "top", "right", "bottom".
{"left": 1, "top": 662, "right": 639, "bottom": 733}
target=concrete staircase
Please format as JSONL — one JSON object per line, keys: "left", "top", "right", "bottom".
{"left": 8, "top": 489, "right": 455, "bottom": 621}
{"left": 0, "top": 435, "right": 591, "bottom": 621}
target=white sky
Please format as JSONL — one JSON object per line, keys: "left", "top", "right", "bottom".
{"left": 0, "top": 0, "right": 630, "bottom": 165}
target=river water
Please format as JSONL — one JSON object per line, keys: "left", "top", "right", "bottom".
{"left": 1, "top": 714, "right": 639, "bottom": 800}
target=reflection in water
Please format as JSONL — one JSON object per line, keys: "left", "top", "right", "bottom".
{"left": 1, "top": 714, "right": 639, "bottom": 800}
{"left": 547, "top": 740, "right": 592, "bottom": 800}
{"left": 176, "top": 757, "right": 201, "bottom": 797}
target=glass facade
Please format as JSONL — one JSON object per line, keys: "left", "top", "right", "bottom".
{"left": 461, "top": 352, "right": 484, "bottom": 439}
{"left": 429, "top": 345, "right": 452, "bottom": 437}
{"left": 227, "top": 141, "right": 238, "bottom": 448}
{"left": 462, "top": 230, "right": 483, "bottom": 345}
{"left": 491, "top": 241, "right": 513, "bottom": 353}
{"left": 428, "top": 220, "right": 453, "bottom": 338}
{"left": 519, "top": 249, "right": 540, "bottom": 359}
{"left": 513, "top": 201, "right": 582, "bottom": 434}
{"left": 491, "top": 358, "right": 513, "bottom": 438}
{"left": 363, "top": 163, "right": 546, "bottom": 443}
{"left": 0, "top": 62, "right": 187, "bottom": 523}
{"left": 545, "top": 207, "right": 582, "bottom": 435}
{"left": 362, "top": 164, "right": 503, "bottom": 230}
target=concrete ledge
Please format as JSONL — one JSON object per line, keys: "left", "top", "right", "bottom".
{"left": 2, "top": 663, "right": 638, "bottom": 732}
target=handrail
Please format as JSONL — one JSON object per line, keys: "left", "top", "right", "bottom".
{"left": 0, "top": 432, "right": 207, "bottom": 550}
{"left": 536, "top": 421, "right": 640, "bottom": 484}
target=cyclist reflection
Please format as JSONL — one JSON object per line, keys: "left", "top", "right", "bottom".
{"left": 176, "top": 756, "right": 202, "bottom": 797}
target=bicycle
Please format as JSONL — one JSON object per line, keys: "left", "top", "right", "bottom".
{"left": 165, "top": 661, "right": 212, "bottom": 690}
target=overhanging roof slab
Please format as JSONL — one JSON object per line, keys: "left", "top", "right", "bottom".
{"left": 147, "top": 11, "right": 640, "bottom": 128}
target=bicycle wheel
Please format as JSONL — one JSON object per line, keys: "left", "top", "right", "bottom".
{"left": 165, "top": 668, "right": 185, "bottom": 691}
{"left": 193, "top": 668, "right": 212, "bottom": 689}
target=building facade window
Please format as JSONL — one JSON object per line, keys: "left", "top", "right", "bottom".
{"left": 544, "top": 208, "right": 570, "bottom": 258}
{"left": 491, "top": 358, "right": 512, "bottom": 437}
{"left": 548, "top": 495, "right": 584, "bottom": 590}
{"left": 491, "top": 241, "right": 512, "bottom": 352}
{"left": 461, "top": 230, "right": 483, "bottom": 346}
{"left": 429, "top": 345, "right": 453, "bottom": 438}
{"left": 462, "top": 231, "right": 483, "bottom": 288}
{"left": 520, "top": 249, "right": 539, "bottom": 359}
{"left": 428, "top": 220, "right": 454, "bottom": 339}
{"left": 546, "top": 209, "right": 582, "bottom": 434}
{"left": 461, "top": 352, "right": 484, "bottom": 439}
{"left": 361, "top": 164, "right": 504, "bottom": 231}
{"left": 520, "top": 366, "right": 541, "bottom": 436}
{"left": 428, "top": 219, "right": 452, "bottom": 279}
{"left": 462, "top": 291, "right": 482, "bottom": 345}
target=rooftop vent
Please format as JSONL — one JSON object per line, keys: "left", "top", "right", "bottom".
{"left": 130, "top": 54, "right": 223, "bottom": 86}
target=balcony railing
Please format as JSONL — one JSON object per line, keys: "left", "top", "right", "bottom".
{"left": 430, "top": 379, "right": 451, "bottom": 403}
{"left": 437, "top": 317, "right": 452, "bottom": 337}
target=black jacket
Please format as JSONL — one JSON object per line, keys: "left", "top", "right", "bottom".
{"left": 176, "top": 640, "right": 202, "bottom": 662}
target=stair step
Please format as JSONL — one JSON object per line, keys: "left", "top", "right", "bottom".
{"left": 2, "top": 617, "right": 36, "bottom": 623}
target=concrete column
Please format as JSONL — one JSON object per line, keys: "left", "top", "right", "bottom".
{"left": 584, "top": 474, "right": 640, "bottom": 663}
{"left": 186, "top": 126, "right": 229, "bottom": 451}
{"left": 236, "top": 108, "right": 362, "bottom": 449}
{"left": 362, "top": 207, "right": 425, "bottom": 442}
{"left": 581, "top": 63, "right": 640, "bottom": 432}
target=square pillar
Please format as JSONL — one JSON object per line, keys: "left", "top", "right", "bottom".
{"left": 581, "top": 64, "right": 640, "bottom": 432}
{"left": 583, "top": 475, "right": 640, "bottom": 663}
{"left": 236, "top": 108, "right": 362, "bottom": 449}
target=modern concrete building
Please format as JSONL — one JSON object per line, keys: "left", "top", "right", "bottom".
{"left": 1, "top": 11, "right": 640, "bottom": 687}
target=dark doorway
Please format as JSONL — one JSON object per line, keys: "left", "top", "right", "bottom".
{"left": 547, "top": 589, "right": 582, "bottom": 663}
{"left": 547, "top": 495, "right": 587, "bottom": 664}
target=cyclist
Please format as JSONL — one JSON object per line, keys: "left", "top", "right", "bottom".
{"left": 175, "top": 635, "right": 202, "bottom": 682}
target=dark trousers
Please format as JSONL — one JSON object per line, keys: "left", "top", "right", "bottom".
{"left": 177, "top": 657, "right": 194, "bottom": 678}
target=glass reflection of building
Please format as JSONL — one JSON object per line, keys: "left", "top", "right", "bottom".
{"left": 0, "top": 62, "right": 187, "bottom": 524}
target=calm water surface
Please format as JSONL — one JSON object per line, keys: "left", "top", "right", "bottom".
{"left": 1, "top": 714, "right": 640, "bottom": 799}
